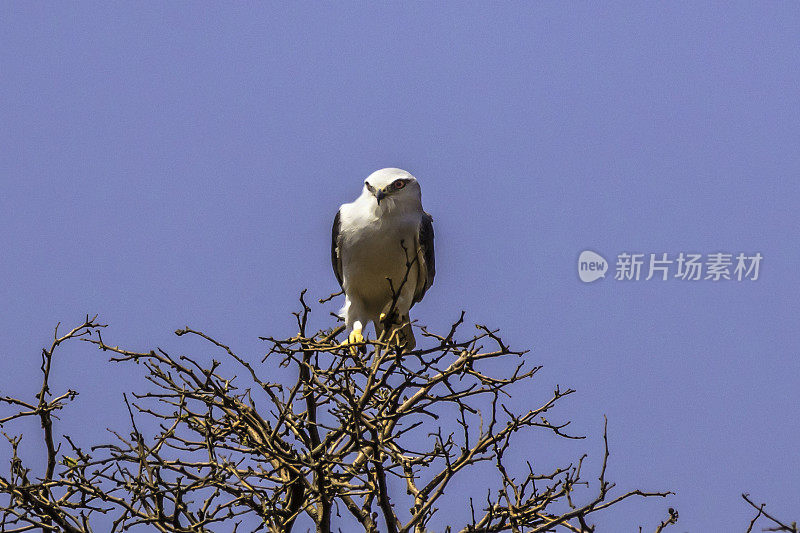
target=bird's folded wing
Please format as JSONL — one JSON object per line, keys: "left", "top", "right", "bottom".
{"left": 413, "top": 212, "right": 435, "bottom": 304}
{"left": 331, "top": 210, "right": 343, "bottom": 288}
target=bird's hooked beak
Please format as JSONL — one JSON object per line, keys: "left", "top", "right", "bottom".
{"left": 375, "top": 189, "right": 386, "bottom": 205}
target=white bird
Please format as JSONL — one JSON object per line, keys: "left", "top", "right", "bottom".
{"left": 331, "top": 168, "right": 435, "bottom": 351}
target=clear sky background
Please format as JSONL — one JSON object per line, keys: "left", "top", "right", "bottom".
{"left": 2, "top": 3, "right": 798, "bottom": 531}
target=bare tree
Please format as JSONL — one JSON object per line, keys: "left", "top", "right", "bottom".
{"left": 0, "top": 295, "right": 677, "bottom": 532}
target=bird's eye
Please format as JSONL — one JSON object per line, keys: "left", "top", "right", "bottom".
{"left": 393, "top": 180, "right": 406, "bottom": 190}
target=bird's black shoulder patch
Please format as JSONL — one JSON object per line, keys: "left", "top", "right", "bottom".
{"left": 331, "top": 210, "right": 343, "bottom": 288}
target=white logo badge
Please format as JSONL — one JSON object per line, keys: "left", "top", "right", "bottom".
{"left": 578, "top": 250, "right": 608, "bottom": 283}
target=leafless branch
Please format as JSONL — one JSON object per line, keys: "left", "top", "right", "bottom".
{"left": 0, "top": 299, "right": 676, "bottom": 531}
{"left": 743, "top": 493, "right": 797, "bottom": 533}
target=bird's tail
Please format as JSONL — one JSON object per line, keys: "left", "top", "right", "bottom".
{"left": 376, "top": 316, "right": 416, "bottom": 352}
{"left": 398, "top": 321, "right": 416, "bottom": 351}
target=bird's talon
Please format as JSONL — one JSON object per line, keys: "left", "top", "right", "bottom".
{"left": 348, "top": 329, "right": 364, "bottom": 344}
{"left": 347, "top": 329, "right": 365, "bottom": 356}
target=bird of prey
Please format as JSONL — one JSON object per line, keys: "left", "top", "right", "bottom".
{"left": 331, "top": 168, "right": 435, "bottom": 352}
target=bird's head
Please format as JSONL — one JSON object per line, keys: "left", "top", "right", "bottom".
{"left": 362, "top": 168, "right": 421, "bottom": 209}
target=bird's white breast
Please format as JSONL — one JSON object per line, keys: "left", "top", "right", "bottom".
{"left": 338, "top": 200, "right": 420, "bottom": 309}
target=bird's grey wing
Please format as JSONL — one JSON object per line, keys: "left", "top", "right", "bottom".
{"left": 331, "top": 210, "right": 343, "bottom": 288}
{"left": 412, "top": 212, "right": 435, "bottom": 304}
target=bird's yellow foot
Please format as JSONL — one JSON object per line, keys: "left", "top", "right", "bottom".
{"left": 347, "top": 328, "right": 365, "bottom": 356}
{"left": 348, "top": 328, "right": 364, "bottom": 344}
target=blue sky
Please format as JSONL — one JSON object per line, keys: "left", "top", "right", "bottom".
{"left": 1, "top": 3, "right": 798, "bottom": 530}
